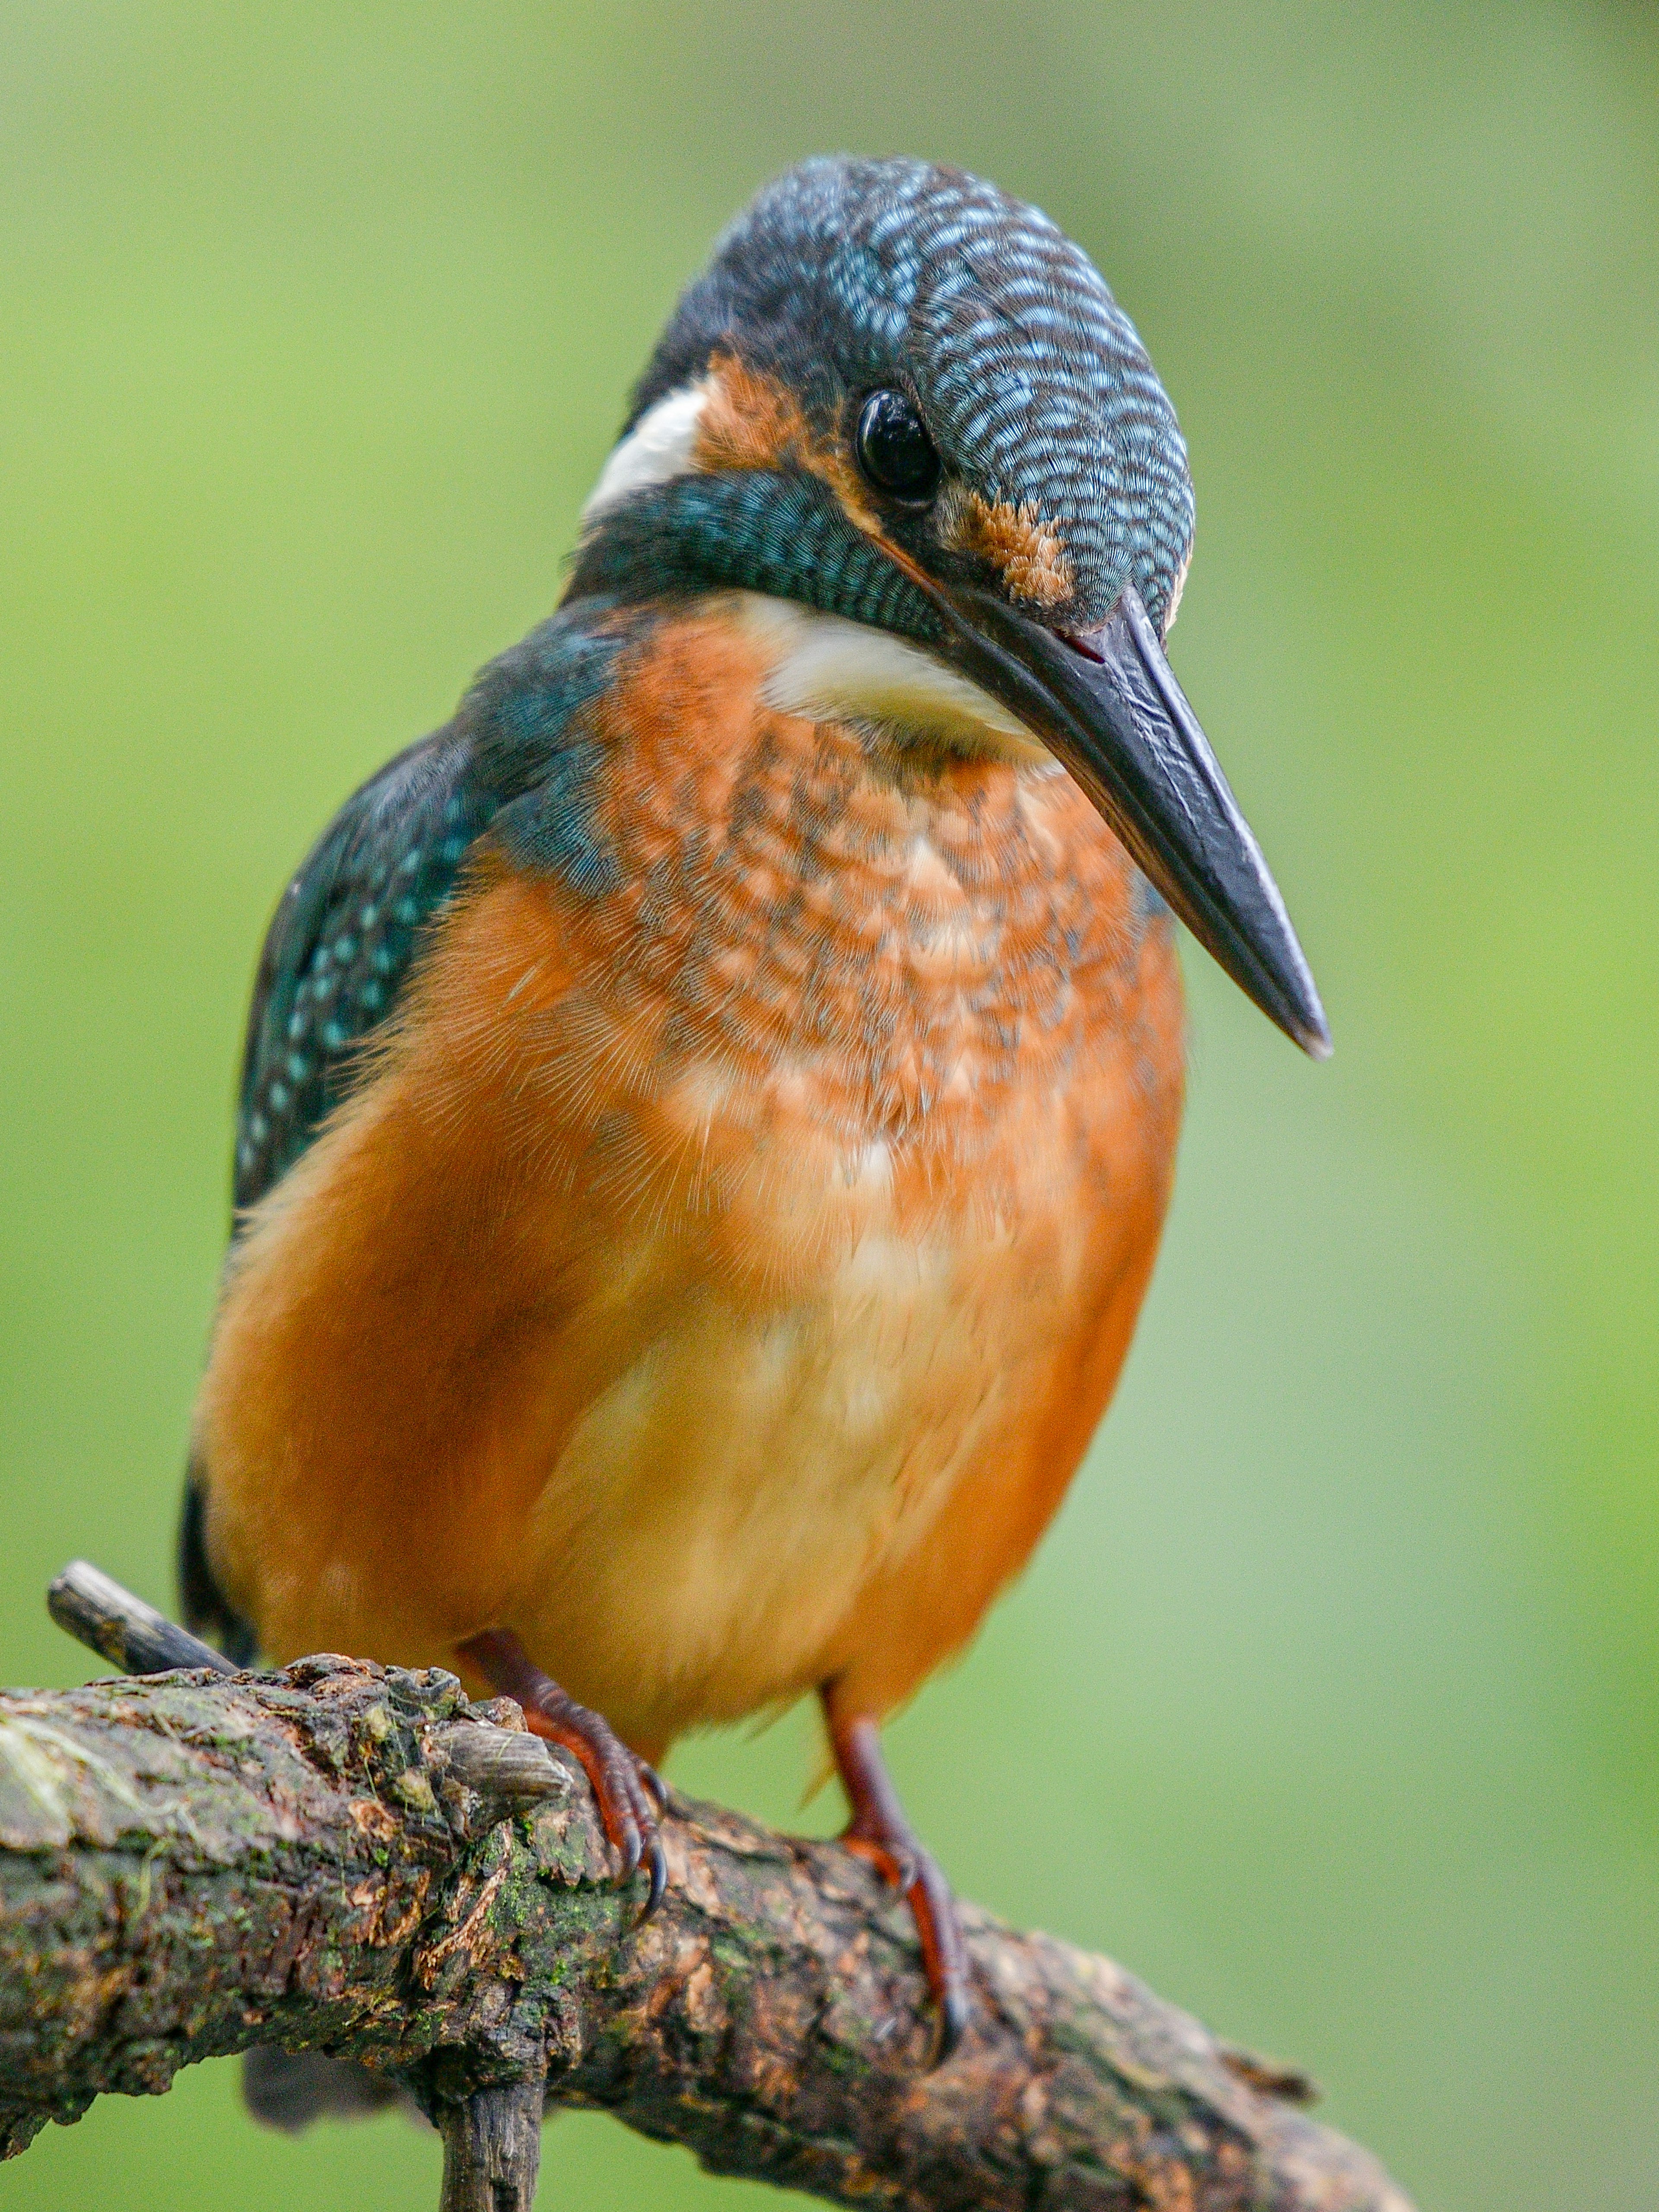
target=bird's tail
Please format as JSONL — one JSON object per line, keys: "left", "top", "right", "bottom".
{"left": 243, "top": 2048, "right": 426, "bottom": 2133}
{"left": 176, "top": 1453, "right": 259, "bottom": 1667}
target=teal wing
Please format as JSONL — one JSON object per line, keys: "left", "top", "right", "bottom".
{"left": 232, "top": 726, "right": 495, "bottom": 1212}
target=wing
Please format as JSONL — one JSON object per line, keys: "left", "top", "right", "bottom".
{"left": 231, "top": 725, "right": 497, "bottom": 1212}
{"left": 183, "top": 727, "right": 500, "bottom": 1652}
{"left": 182, "top": 600, "right": 632, "bottom": 1647}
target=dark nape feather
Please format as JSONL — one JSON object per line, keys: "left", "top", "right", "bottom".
{"left": 242, "top": 2048, "right": 428, "bottom": 2133}
{"left": 176, "top": 1465, "right": 258, "bottom": 1667}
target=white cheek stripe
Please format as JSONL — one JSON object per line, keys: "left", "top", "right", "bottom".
{"left": 581, "top": 381, "right": 712, "bottom": 523}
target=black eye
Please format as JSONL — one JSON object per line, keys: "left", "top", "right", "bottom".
{"left": 855, "top": 388, "right": 941, "bottom": 503}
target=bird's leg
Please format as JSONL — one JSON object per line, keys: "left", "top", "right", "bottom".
{"left": 823, "top": 1690, "right": 970, "bottom": 2057}
{"left": 457, "top": 1627, "right": 667, "bottom": 1915}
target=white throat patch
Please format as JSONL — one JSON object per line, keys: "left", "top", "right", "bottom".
{"left": 735, "top": 596, "right": 1052, "bottom": 766}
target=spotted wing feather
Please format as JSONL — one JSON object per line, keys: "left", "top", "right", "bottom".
{"left": 232, "top": 728, "right": 496, "bottom": 1213}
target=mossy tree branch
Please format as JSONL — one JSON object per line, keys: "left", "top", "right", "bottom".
{"left": 0, "top": 1565, "right": 1414, "bottom": 2212}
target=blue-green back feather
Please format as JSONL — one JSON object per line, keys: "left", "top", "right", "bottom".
{"left": 233, "top": 727, "right": 489, "bottom": 1209}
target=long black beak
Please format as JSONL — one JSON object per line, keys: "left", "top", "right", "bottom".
{"left": 926, "top": 580, "right": 1330, "bottom": 1058}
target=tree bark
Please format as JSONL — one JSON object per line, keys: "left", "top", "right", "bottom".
{"left": 0, "top": 1571, "right": 1414, "bottom": 2212}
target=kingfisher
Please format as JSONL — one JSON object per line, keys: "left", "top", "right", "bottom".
{"left": 179, "top": 155, "right": 1327, "bottom": 2056}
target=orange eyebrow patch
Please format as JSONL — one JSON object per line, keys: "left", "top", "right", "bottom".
{"left": 949, "top": 491, "right": 1074, "bottom": 610}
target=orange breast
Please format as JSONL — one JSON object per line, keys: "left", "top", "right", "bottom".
{"left": 193, "top": 604, "right": 1184, "bottom": 1756}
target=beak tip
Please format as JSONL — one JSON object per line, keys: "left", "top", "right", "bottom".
{"left": 1286, "top": 987, "right": 1332, "bottom": 1062}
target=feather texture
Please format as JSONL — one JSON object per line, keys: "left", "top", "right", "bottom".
{"left": 189, "top": 601, "right": 1183, "bottom": 1752}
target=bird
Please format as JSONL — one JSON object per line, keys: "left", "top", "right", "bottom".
{"left": 178, "top": 154, "right": 1327, "bottom": 2059}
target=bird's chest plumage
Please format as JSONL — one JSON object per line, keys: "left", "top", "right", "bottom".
{"left": 199, "top": 609, "right": 1183, "bottom": 1745}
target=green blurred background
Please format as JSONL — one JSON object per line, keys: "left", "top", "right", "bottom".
{"left": 3, "top": 3, "right": 1656, "bottom": 2206}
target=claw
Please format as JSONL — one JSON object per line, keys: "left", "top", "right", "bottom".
{"left": 458, "top": 1628, "right": 667, "bottom": 1913}
{"left": 641, "top": 1835, "right": 668, "bottom": 1921}
{"left": 901, "top": 1847, "right": 969, "bottom": 2063}
{"left": 933, "top": 1977, "right": 969, "bottom": 2062}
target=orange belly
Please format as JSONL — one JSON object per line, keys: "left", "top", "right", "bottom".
{"left": 192, "top": 609, "right": 1185, "bottom": 1759}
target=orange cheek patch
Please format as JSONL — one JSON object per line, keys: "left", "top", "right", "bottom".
{"left": 694, "top": 351, "right": 888, "bottom": 538}
{"left": 693, "top": 353, "right": 813, "bottom": 475}
{"left": 950, "top": 492, "right": 1074, "bottom": 611}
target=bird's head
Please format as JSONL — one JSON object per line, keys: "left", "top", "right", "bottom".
{"left": 567, "top": 156, "right": 1328, "bottom": 1057}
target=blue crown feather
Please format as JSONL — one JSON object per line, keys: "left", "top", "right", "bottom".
{"left": 632, "top": 156, "right": 1194, "bottom": 631}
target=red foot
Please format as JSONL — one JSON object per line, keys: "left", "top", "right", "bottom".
{"left": 828, "top": 1704, "right": 970, "bottom": 2059}
{"left": 458, "top": 1628, "right": 667, "bottom": 1916}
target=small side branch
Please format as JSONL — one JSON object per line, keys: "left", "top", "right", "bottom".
{"left": 439, "top": 2077, "right": 545, "bottom": 2212}
{"left": 0, "top": 1565, "right": 1414, "bottom": 2212}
